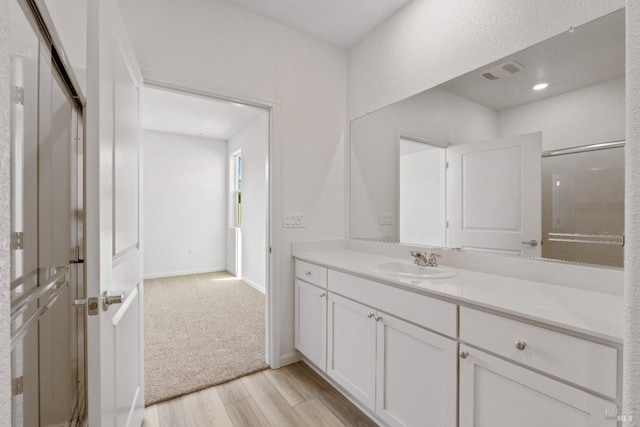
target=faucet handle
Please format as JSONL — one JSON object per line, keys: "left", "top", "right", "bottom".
{"left": 429, "top": 252, "right": 441, "bottom": 258}
{"left": 410, "top": 250, "right": 423, "bottom": 257}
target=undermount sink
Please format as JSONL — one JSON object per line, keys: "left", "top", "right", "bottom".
{"left": 373, "top": 261, "right": 456, "bottom": 279}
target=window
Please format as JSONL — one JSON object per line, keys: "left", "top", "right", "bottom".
{"left": 231, "top": 150, "right": 242, "bottom": 227}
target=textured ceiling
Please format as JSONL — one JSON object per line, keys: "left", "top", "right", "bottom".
{"left": 441, "top": 10, "right": 625, "bottom": 111}
{"left": 142, "top": 87, "right": 265, "bottom": 140}
{"left": 224, "top": 0, "right": 411, "bottom": 47}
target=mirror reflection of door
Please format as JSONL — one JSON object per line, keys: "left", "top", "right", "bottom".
{"left": 446, "top": 132, "right": 542, "bottom": 257}
{"left": 398, "top": 137, "right": 447, "bottom": 247}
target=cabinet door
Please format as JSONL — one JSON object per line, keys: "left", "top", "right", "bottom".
{"left": 327, "top": 293, "right": 377, "bottom": 409}
{"left": 294, "top": 279, "right": 327, "bottom": 370}
{"left": 376, "top": 313, "right": 457, "bottom": 427}
{"left": 459, "top": 345, "right": 616, "bottom": 427}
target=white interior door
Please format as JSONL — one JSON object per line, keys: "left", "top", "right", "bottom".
{"left": 447, "top": 132, "right": 542, "bottom": 256}
{"left": 85, "top": 0, "right": 144, "bottom": 425}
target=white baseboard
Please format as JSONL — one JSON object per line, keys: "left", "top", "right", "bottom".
{"left": 144, "top": 267, "right": 226, "bottom": 280}
{"left": 240, "top": 277, "right": 265, "bottom": 294}
{"left": 279, "top": 352, "right": 302, "bottom": 367}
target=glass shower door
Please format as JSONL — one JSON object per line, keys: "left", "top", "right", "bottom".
{"left": 9, "top": 0, "right": 86, "bottom": 424}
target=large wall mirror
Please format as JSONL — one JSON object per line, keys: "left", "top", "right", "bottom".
{"left": 350, "top": 9, "right": 625, "bottom": 268}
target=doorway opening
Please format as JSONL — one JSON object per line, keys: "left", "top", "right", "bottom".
{"left": 141, "top": 85, "right": 271, "bottom": 406}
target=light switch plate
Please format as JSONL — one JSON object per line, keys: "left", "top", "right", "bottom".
{"left": 284, "top": 212, "right": 306, "bottom": 228}
{"left": 379, "top": 212, "right": 394, "bottom": 225}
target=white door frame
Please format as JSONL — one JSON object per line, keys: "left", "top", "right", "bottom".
{"left": 141, "top": 78, "right": 277, "bottom": 367}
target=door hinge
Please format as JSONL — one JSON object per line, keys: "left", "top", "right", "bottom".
{"left": 12, "top": 376, "right": 23, "bottom": 397}
{"left": 446, "top": 161, "right": 450, "bottom": 169}
{"left": 446, "top": 221, "right": 449, "bottom": 228}
{"left": 11, "top": 86, "right": 24, "bottom": 105}
{"left": 269, "top": 246, "right": 273, "bottom": 254}
{"left": 10, "top": 232, "right": 24, "bottom": 250}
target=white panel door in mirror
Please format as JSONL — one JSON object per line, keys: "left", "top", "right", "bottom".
{"left": 447, "top": 132, "right": 541, "bottom": 256}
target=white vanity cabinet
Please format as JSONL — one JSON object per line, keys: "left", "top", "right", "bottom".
{"left": 458, "top": 344, "right": 615, "bottom": 426}
{"left": 375, "top": 310, "right": 457, "bottom": 427}
{"left": 459, "top": 307, "right": 618, "bottom": 426}
{"left": 293, "top": 255, "right": 620, "bottom": 427}
{"left": 294, "top": 260, "right": 328, "bottom": 371}
{"left": 326, "top": 293, "right": 377, "bottom": 408}
{"left": 326, "top": 270, "right": 458, "bottom": 427}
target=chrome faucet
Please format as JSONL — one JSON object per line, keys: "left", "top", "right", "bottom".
{"left": 410, "top": 251, "right": 441, "bottom": 267}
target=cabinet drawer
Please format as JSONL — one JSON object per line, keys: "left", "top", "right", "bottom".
{"left": 329, "top": 270, "right": 456, "bottom": 337}
{"left": 460, "top": 307, "right": 618, "bottom": 398}
{"left": 295, "top": 260, "right": 327, "bottom": 288}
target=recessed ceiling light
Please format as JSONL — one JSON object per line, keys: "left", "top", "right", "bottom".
{"left": 533, "top": 83, "right": 548, "bottom": 91}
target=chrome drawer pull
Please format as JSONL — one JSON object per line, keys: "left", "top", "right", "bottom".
{"left": 515, "top": 340, "right": 527, "bottom": 351}
{"left": 459, "top": 350, "right": 469, "bottom": 359}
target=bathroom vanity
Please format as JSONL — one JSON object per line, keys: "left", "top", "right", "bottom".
{"left": 293, "top": 249, "right": 622, "bottom": 427}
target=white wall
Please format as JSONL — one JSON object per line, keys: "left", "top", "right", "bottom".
{"left": 498, "top": 77, "right": 625, "bottom": 151}
{"left": 227, "top": 113, "right": 269, "bottom": 292}
{"left": 348, "top": 0, "right": 624, "bottom": 119}
{"left": 0, "top": 0, "right": 10, "bottom": 423}
{"left": 143, "top": 130, "right": 227, "bottom": 278}
{"left": 119, "top": 0, "right": 347, "bottom": 365}
{"left": 625, "top": 0, "right": 640, "bottom": 417}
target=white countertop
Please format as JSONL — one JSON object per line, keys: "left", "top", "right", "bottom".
{"left": 294, "top": 249, "right": 624, "bottom": 344}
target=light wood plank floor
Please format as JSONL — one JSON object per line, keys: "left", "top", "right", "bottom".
{"left": 144, "top": 362, "right": 378, "bottom": 427}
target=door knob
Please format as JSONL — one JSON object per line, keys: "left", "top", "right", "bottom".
{"left": 521, "top": 240, "right": 538, "bottom": 247}
{"left": 103, "top": 291, "right": 125, "bottom": 311}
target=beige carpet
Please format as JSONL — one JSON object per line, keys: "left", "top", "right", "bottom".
{"left": 144, "top": 271, "right": 268, "bottom": 406}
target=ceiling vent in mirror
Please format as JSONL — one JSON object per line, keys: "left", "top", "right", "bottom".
{"left": 480, "top": 61, "right": 525, "bottom": 81}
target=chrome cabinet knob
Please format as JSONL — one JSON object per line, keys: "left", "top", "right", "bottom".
{"left": 305, "top": 271, "right": 312, "bottom": 276}
{"left": 459, "top": 350, "right": 469, "bottom": 359}
{"left": 103, "top": 291, "right": 125, "bottom": 311}
{"left": 374, "top": 314, "right": 382, "bottom": 322}
{"left": 367, "top": 312, "right": 375, "bottom": 318}
{"left": 521, "top": 240, "right": 539, "bottom": 247}
{"left": 515, "top": 340, "right": 527, "bottom": 351}
{"left": 320, "top": 292, "right": 326, "bottom": 298}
